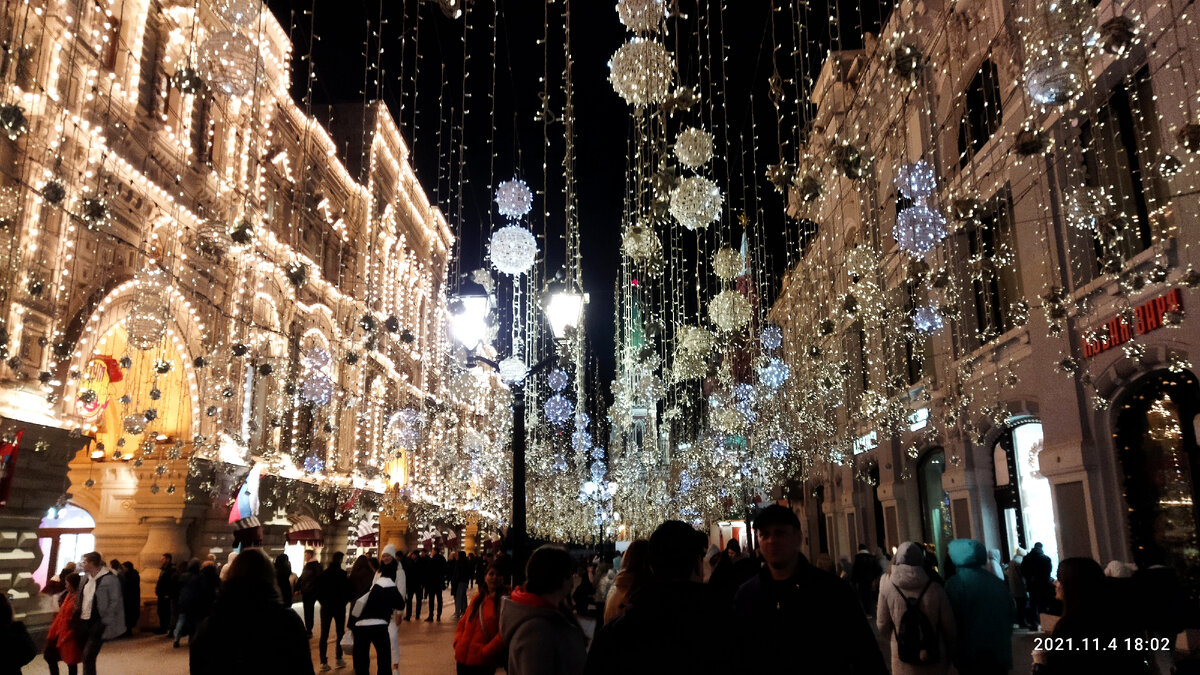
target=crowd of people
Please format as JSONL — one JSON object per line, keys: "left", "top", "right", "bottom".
{"left": 2, "top": 509, "right": 1197, "bottom": 674}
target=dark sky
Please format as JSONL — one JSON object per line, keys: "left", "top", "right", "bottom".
{"left": 264, "top": 0, "right": 893, "bottom": 403}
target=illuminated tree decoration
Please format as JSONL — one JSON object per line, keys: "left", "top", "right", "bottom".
{"left": 126, "top": 271, "right": 169, "bottom": 350}
{"left": 894, "top": 203, "right": 948, "bottom": 256}
{"left": 674, "top": 127, "right": 714, "bottom": 169}
{"left": 708, "top": 290, "right": 752, "bottom": 332}
{"left": 199, "top": 31, "right": 260, "bottom": 98}
{"left": 495, "top": 178, "right": 533, "bottom": 219}
{"left": 547, "top": 368, "right": 570, "bottom": 392}
{"left": 616, "top": 0, "right": 666, "bottom": 33}
{"left": 761, "top": 325, "right": 783, "bottom": 350}
{"left": 608, "top": 38, "right": 674, "bottom": 107}
{"left": 712, "top": 247, "right": 743, "bottom": 281}
{"left": 759, "top": 357, "right": 790, "bottom": 389}
{"left": 498, "top": 357, "right": 529, "bottom": 385}
{"left": 213, "top": 0, "right": 259, "bottom": 27}
{"left": 913, "top": 303, "right": 944, "bottom": 334}
{"left": 670, "top": 176, "right": 723, "bottom": 231}
{"left": 895, "top": 160, "right": 937, "bottom": 200}
{"left": 1064, "top": 187, "right": 1115, "bottom": 231}
{"left": 489, "top": 225, "right": 538, "bottom": 275}
{"left": 544, "top": 393, "right": 574, "bottom": 426}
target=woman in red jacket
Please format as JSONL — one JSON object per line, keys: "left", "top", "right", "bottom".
{"left": 44, "top": 572, "right": 82, "bottom": 675}
{"left": 453, "top": 559, "right": 508, "bottom": 675}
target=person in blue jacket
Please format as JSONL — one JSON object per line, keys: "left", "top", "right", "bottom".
{"left": 944, "top": 539, "right": 1014, "bottom": 675}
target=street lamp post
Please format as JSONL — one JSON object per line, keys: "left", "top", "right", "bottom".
{"left": 449, "top": 275, "right": 586, "bottom": 583}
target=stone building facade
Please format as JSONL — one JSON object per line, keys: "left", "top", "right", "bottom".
{"left": 0, "top": 0, "right": 455, "bottom": 630}
{"left": 771, "top": 0, "right": 1200, "bottom": 592}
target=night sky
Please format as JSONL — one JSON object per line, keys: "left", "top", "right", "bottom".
{"left": 264, "top": 0, "right": 893, "bottom": 402}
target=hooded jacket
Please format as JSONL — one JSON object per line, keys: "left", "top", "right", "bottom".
{"left": 877, "top": 542, "right": 956, "bottom": 675}
{"left": 454, "top": 591, "right": 505, "bottom": 668}
{"left": 499, "top": 589, "right": 587, "bottom": 675}
{"left": 944, "top": 539, "right": 1014, "bottom": 672}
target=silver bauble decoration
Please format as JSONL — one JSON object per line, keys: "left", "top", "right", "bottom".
{"left": 498, "top": 357, "right": 528, "bottom": 385}
{"left": 126, "top": 271, "right": 168, "bottom": 350}
{"left": 712, "top": 247, "right": 743, "bottom": 281}
{"left": 708, "top": 290, "right": 752, "bottom": 332}
{"left": 489, "top": 225, "right": 538, "bottom": 275}
{"left": 495, "top": 178, "right": 533, "bottom": 220}
{"left": 616, "top": 0, "right": 666, "bottom": 33}
{"left": 213, "top": 0, "right": 259, "bottom": 27}
{"left": 894, "top": 203, "right": 948, "bottom": 255}
{"left": 608, "top": 38, "right": 674, "bottom": 107}
{"left": 674, "top": 127, "right": 714, "bottom": 169}
{"left": 669, "top": 176, "right": 723, "bottom": 231}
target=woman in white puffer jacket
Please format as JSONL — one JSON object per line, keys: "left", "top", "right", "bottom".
{"left": 877, "top": 541, "right": 957, "bottom": 675}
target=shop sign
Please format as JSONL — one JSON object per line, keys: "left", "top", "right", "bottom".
{"left": 853, "top": 430, "right": 878, "bottom": 455}
{"left": 1081, "top": 289, "right": 1182, "bottom": 358}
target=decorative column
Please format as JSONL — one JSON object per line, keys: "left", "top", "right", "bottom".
{"left": 463, "top": 512, "right": 480, "bottom": 555}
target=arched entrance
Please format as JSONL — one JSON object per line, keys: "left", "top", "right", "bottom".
{"left": 1114, "top": 369, "right": 1200, "bottom": 595}
{"left": 33, "top": 503, "right": 96, "bottom": 589}
{"left": 993, "top": 418, "right": 1058, "bottom": 565}
{"left": 918, "top": 449, "right": 950, "bottom": 566}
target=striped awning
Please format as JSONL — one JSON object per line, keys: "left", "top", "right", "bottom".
{"left": 286, "top": 516, "right": 324, "bottom": 544}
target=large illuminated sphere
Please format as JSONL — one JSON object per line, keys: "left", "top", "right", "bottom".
{"left": 123, "top": 414, "right": 146, "bottom": 435}
{"left": 544, "top": 393, "right": 574, "bottom": 426}
{"left": 398, "top": 407, "right": 421, "bottom": 426}
{"left": 761, "top": 325, "right": 783, "bottom": 350}
{"left": 199, "top": 31, "right": 259, "bottom": 97}
{"left": 547, "top": 368, "right": 570, "bottom": 392}
{"left": 616, "top": 0, "right": 665, "bottom": 33}
{"left": 712, "top": 247, "right": 743, "bottom": 281}
{"left": 845, "top": 246, "right": 878, "bottom": 279}
{"left": 622, "top": 223, "right": 661, "bottom": 261}
{"left": 674, "top": 127, "right": 714, "bottom": 169}
{"left": 894, "top": 203, "right": 948, "bottom": 255}
{"left": 214, "top": 0, "right": 259, "bottom": 27}
{"left": 498, "top": 357, "right": 528, "bottom": 385}
{"left": 759, "top": 357, "right": 790, "bottom": 389}
{"left": 913, "top": 304, "right": 944, "bottom": 334}
{"left": 670, "top": 176, "right": 723, "bottom": 231}
{"left": 769, "top": 438, "right": 789, "bottom": 459}
{"left": 1064, "top": 187, "right": 1114, "bottom": 231}
{"left": 608, "top": 38, "right": 674, "bottom": 107}
{"left": 495, "top": 178, "right": 533, "bottom": 219}
{"left": 1026, "top": 56, "right": 1084, "bottom": 106}
{"left": 489, "top": 225, "right": 538, "bottom": 275}
{"left": 126, "top": 273, "right": 168, "bottom": 350}
{"left": 895, "top": 160, "right": 937, "bottom": 200}
{"left": 708, "top": 290, "right": 752, "bottom": 332}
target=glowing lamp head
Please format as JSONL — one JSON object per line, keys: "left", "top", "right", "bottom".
{"left": 449, "top": 280, "right": 490, "bottom": 350}
{"left": 543, "top": 276, "right": 587, "bottom": 341}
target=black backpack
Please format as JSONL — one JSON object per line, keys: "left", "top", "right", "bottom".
{"left": 894, "top": 580, "right": 939, "bottom": 665}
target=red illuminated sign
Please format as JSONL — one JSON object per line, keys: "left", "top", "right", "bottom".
{"left": 1081, "top": 288, "right": 1182, "bottom": 358}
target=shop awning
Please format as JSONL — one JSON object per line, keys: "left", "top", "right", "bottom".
{"left": 286, "top": 516, "right": 324, "bottom": 544}
{"left": 355, "top": 518, "right": 378, "bottom": 546}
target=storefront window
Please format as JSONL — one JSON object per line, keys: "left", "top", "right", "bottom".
{"left": 1010, "top": 423, "right": 1059, "bottom": 566}
{"left": 33, "top": 504, "right": 96, "bottom": 589}
{"left": 919, "top": 450, "right": 951, "bottom": 569}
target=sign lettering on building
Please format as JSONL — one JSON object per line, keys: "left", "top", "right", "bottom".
{"left": 1081, "top": 289, "right": 1182, "bottom": 358}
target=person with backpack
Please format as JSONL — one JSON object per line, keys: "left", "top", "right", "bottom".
{"left": 877, "top": 541, "right": 956, "bottom": 675}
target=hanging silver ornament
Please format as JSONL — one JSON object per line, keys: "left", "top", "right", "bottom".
{"left": 213, "top": 0, "right": 259, "bottom": 27}
{"left": 669, "top": 176, "right": 723, "bottom": 231}
{"left": 674, "top": 127, "right": 714, "bottom": 169}
{"left": 616, "top": 0, "right": 666, "bottom": 33}
{"left": 126, "top": 271, "right": 168, "bottom": 350}
{"left": 199, "top": 31, "right": 259, "bottom": 97}
{"left": 489, "top": 225, "right": 538, "bottom": 275}
{"left": 708, "top": 290, "right": 752, "bottom": 332}
{"left": 712, "top": 248, "right": 743, "bottom": 281}
{"left": 495, "top": 178, "right": 533, "bottom": 220}
{"left": 498, "top": 357, "right": 529, "bottom": 385}
{"left": 895, "top": 160, "right": 937, "bottom": 200}
{"left": 894, "top": 203, "right": 948, "bottom": 255}
{"left": 608, "top": 38, "right": 674, "bottom": 107}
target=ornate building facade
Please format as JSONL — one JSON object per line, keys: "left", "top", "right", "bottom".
{"left": 0, "top": 0, "right": 468, "bottom": 631}
{"left": 772, "top": 0, "right": 1200, "bottom": 594}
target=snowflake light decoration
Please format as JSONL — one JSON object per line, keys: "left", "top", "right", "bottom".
{"left": 399, "top": 407, "right": 421, "bottom": 426}
{"left": 303, "top": 456, "right": 325, "bottom": 474}
{"left": 761, "top": 325, "right": 783, "bottom": 350}
{"left": 495, "top": 178, "right": 533, "bottom": 219}
{"left": 768, "top": 438, "right": 789, "bottom": 459}
{"left": 913, "top": 304, "right": 944, "bottom": 334}
{"left": 1064, "top": 187, "right": 1115, "bottom": 231}
{"left": 616, "top": 0, "right": 666, "bottom": 33}
{"left": 895, "top": 160, "right": 937, "bottom": 200}
{"left": 544, "top": 394, "right": 574, "bottom": 426}
{"left": 712, "top": 247, "right": 743, "bottom": 281}
{"left": 489, "top": 225, "right": 538, "bottom": 275}
{"left": 708, "top": 290, "right": 752, "bottom": 332}
{"left": 670, "top": 176, "right": 723, "bottom": 231}
{"left": 547, "top": 368, "right": 570, "bottom": 392}
{"left": 608, "top": 38, "right": 674, "bottom": 107}
{"left": 573, "top": 428, "right": 593, "bottom": 453}
{"left": 894, "top": 203, "right": 948, "bottom": 255}
{"left": 674, "top": 127, "right": 714, "bottom": 169}
{"left": 759, "top": 357, "right": 790, "bottom": 389}
{"left": 199, "top": 31, "right": 259, "bottom": 97}
{"left": 498, "top": 357, "right": 529, "bottom": 385}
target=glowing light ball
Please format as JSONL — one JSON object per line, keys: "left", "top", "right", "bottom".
{"left": 123, "top": 414, "right": 146, "bottom": 435}
{"left": 498, "top": 357, "right": 528, "bottom": 385}
{"left": 708, "top": 290, "right": 752, "bottom": 332}
{"left": 544, "top": 393, "right": 574, "bottom": 426}
{"left": 895, "top": 160, "right": 937, "bottom": 200}
{"left": 677, "top": 325, "right": 715, "bottom": 354}
{"left": 399, "top": 407, "right": 421, "bottom": 426}
{"left": 622, "top": 223, "right": 662, "bottom": 261}
{"left": 214, "top": 0, "right": 259, "bottom": 27}
{"left": 608, "top": 38, "right": 674, "bottom": 107}
{"left": 759, "top": 357, "right": 790, "bottom": 389}
{"left": 1025, "top": 56, "right": 1084, "bottom": 106}
{"left": 913, "top": 304, "right": 944, "bottom": 334}
{"left": 894, "top": 203, "right": 948, "bottom": 255}
{"left": 1064, "top": 187, "right": 1115, "bottom": 231}
{"left": 616, "top": 0, "right": 666, "bottom": 33}
{"left": 299, "top": 372, "right": 334, "bottom": 407}
{"left": 761, "top": 325, "right": 783, "bottom": 350}
{"left": 573, "top": 428, "right": 593, "bottom": 453}
{"left": 495, "top": 178, "right": 533, "bottom": 219}
{"left": 199, "top": 31, "right": 259, "bottom": 97}
{"left": 489, "top": 225, "right": 538, "bottom": 275}
{"left": 303, "top": 456, "right": 325, "bottom": 474}
{"left": 674, "top": 127, "right": 714, "bottom": 169}
{"left": 712, "top": 247, "right": 743, "bottom": 281}
{"left": 769, "top": 438, "right": 789, "bottom": 459}
{"left": 670, "top": 176, "right": 723, "bottom": 231}
{"left": 547, "top": 368, "right": 570, "bottom": 392}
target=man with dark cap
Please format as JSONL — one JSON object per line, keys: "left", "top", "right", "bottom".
{"left": 734, "top": 504, "right": 888, "bottom": 674}
{"left": 584, "top": 520, "right": 733, "bottom": 674}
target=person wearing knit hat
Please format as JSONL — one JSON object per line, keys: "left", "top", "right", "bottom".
{"left": 381, "top": 544, "right": 397, "bottom": 562}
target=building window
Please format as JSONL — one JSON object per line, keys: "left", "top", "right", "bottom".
{"left": 993, "top": 419, "right": 1059, "bottom": 568}
{"left": 958, "top": 60, "right": 1004, "bottom": 168}
{"left": 965, "top": 185, "right": 1020, "bottom": 345}
{"left": 33, "top": 504, "right": 96, "bottom": 590}
{"left": 1076, "top": 66, "right": 1158, "bottom": 280}
{"left": 138, "top": 3, "right": 164, "bottom": 119}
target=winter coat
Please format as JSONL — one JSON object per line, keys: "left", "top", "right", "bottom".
{"left": 944, "top": 539, "right": 1014, "bottom": 673}
{"left": 454, "top": 591, "right": 505, "bottom": 668}
{"left": 316, "top": 565, "right": 351, "bottom": 609}
{"left": 80, "top": 569, "right": 126, "bottom": 641}
{"left": 45, "top": 591, "right": 82, "bottom": 664}
{"left": 352, "top": 577, "right": 405, "bottom": 625}
{"left": 877, "top": 554, "right": 956, "bottom": 675}
{"left": 0, "top": 620, "right": 36, "bottom": 675}
{"left": 602, "top": 571, "right": 638, "bottom": 624}
{"left": 585, "top": 580, "right": 733, "bottom": 675}
{"left": 190, "top": 595, "right": 314, "bottom": 675}
{"left": 1021, "top": 548, "right": 1053, "bottom": 601}
{"left": 298, "top": 561, "right": 322, "bottom": 597}
{"left": 121, "top": 568, "right": 141, "bottom": 629}
{"left": 426, "top": 553, "right": 449, "bottom": 589}
{"left": 735, "top": 553, "right": 888, "bottom": 674}
{"left": 155, "top": 562, "right": 176, "bottom": 598}
{"left": 499, "top": 589, "right": 587, "bottom": 675}
{"left": 1005, "top": 556, "right": 1027, "bottom": 599}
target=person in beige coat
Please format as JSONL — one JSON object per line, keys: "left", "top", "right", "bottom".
{"left": 877, "top": 541, "right": 956, "bottom": 675}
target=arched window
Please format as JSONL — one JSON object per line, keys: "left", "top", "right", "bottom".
{"left": 34, "top": 504, "right": 96, "bottom": 589}
{"left": 958, "top": 60, "right": 1004, "bottom": 168}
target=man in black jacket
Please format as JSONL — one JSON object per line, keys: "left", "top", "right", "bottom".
{"left": 316, "top": 551, "right": 350, "bottom": 670}
{"left": 154, "top": 553, "right": 176, "bottom": 635}
{"left": 402, "top": 550, "right": 420, "bottom": 620}
{"left": 734, "top": 505, "right": 888, "bottom": 674}
{"left": 297, "top": 549, "right": 322, "bottom": 638}
{"left": 424, "top": 548, "right": 447, "bottom": 621}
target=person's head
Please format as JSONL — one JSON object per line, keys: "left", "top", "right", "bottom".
{"left": 82, "top": 552, "right": 104, "bottom": 576}
{"left": 620, "top": 539, "right": 651, "bottom": 576}
{"left": 160, "top": 553, "right": 172, "bottom": 566}
{"left": 648, "top": 520, "right": 707, "bottom": 582}
{"left": 110, "top": 558, "right": 120, "bottom": 570}
{"left": 752, "top": 504, "right": 803, "bottom": 572}
{"left": 409, "top": 551, "right": 419, "bottom": 560}
{"left": 274, "top": 554, "right": 291, "bottom": 574}
{"left": 725, "top": 538, "right": 741, "bottom": 555}
{"left": 381, "top": 544, "right": 397, "bottom": 565}
{"left": 1033, "top": 542, "right": 1044, "bottom": 551}
{"left": 205, "top": 553, "right": 217, "bottom": 563}
{"left": 221, "top": 548, "right": 281, "bottom": 604}
{"left": 858, "top": 544, "right": 870, "bottom": 553}
{"left": 64, "top": 571, "right": 82, "bottom": 593}
{"left": 121, "top": 561, "right": 135, "bottom": 574}
{"left": 1055, "top": 557, "right": 1104, "bottom": 615}
{"left": 894, "top": 541, "right": 926, "bottom": 567}
{"left": 525, "top": 545, "right": 575, "bottom": 602}
{"left": 304, "top": 549, "right": 316, "bottom": 563}
{"left": 62, "top": 561, "right": 77, "bottom": 576}
{"left": 329, "top": 551, "right": 345, "bottom": 570}
{"left": 484, "top": 559, "right": 509, "bottom": 596}
{"left": 379, "top": 558, "right": 398, "bottom": 580}
{"left": 1104, "top": 560, "right": 1137, "bottom": 578}
{"left": 188, "top": 559, "right": 202, "bottom": 574}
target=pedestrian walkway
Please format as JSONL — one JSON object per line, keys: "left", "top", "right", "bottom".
{"left": 23, "top": 590, "right": 460, "bottom": 675}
